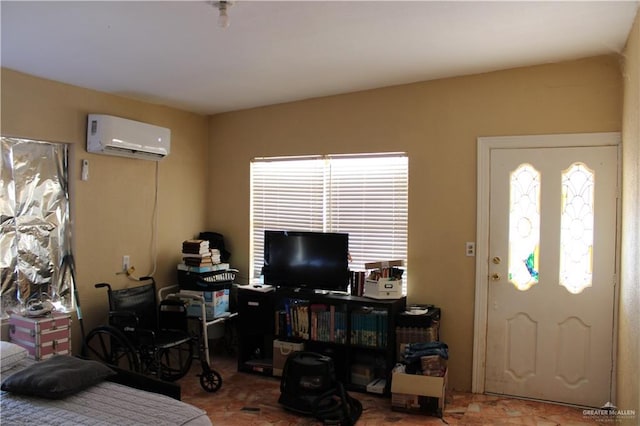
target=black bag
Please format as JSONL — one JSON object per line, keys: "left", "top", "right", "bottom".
{"left": 278, "top": 351, "right": 362, "bottom": 425}
{"left": 198, "top": 231, "right": 231, "bottom": 262}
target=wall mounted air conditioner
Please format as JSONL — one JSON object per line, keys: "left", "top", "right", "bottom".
{"left": 87, "top": 114, "right": 171, "bottom": 161}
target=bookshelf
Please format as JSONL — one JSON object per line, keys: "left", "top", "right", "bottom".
{"left": 237, "top": 288, "right": 275, "bottom": 376}
{"left": 237, "top": 286, "right": 406, "bottom": 395}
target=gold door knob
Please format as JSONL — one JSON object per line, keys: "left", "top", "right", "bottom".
{"left": 491, "top": 273, "right": 501, "bottom": 281}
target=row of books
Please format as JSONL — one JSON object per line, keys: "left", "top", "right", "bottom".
{"left": 351, "top": 309, "right": 388, "bottom": 348}
{"left": 275, "top": 303, "right": 348, "bottom": 344}
{"left": 181, "top": 239, "right": 222, "bottom": 267}
{"left": 396, "top": 324, "right": 440, "bottom": 346}
{"left": 311, "top": 307, "right": 347, "bottom": 344}
{"left": 275, "top": 299, "right": 311, "bottom": 339}
{"left": 350, "top": 271, "right": 366, "bottom": 297}
{"left": 366, "top": 264, "right": 404, "bottom": 282}
{"left": 274, "top": 298, "right": 389, "bottom": 348}
{"left": 182, "top": 239, "right": 209, "bottom": 254}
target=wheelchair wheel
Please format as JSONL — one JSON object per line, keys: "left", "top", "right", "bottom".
{"left": 155, "top": 340, "right": 194, "bottom": 381}
{"left": 84, "top": 325, "right": 140, "bottom": 372}
{"left": 199, "top": 369, "right": 222, "bottom": 393}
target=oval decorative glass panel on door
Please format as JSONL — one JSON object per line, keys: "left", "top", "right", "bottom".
{"left": 559, "top": 163, "right": 594, "bottom": 294}
{"left": 508, "top": 164, "right": 540, "bottom": 291}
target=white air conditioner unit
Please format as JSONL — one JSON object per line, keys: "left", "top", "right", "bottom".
{"left": 86, "top": 114, "right": 170, "bottom": 161}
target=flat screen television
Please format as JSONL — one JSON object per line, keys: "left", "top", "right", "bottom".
{"left": 263, "top": 230, "right": 349, "bottom": 292}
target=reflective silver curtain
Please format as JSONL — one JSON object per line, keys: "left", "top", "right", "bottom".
{"left": 0, "top": 137, "right": 73, "bottom": 318}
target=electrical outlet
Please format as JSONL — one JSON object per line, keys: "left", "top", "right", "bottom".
{"left": 465, "top": 242, "right": 476, "bottom": 257}
{"left": 122, "top": 255, "right": 130, "bottom": 271}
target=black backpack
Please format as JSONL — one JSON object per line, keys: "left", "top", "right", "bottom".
{"left": 278, "top": 351, "right": 362, "bottom": 425}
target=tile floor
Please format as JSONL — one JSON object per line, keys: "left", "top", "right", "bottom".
{"left": 178, "top": 349, "right": 608, "bottom": 425}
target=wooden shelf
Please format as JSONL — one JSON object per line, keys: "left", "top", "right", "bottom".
{"left": 236, "top": 286, "right": 406, "bottom": 395}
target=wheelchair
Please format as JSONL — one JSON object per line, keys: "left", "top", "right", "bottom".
{"left": 82, "top": 276, "right": 222, "bottom": 391}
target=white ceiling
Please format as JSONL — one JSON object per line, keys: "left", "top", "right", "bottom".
{"left": 2, "top": 1, "right": 638, "bottom": 115}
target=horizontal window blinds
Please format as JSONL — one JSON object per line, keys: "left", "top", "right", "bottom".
{"left": 251, "top": 158, "right": 326, "bottom": 277}
{"left": 328, "top": 156, "right": 408, "bottom": 272}
{"left": 251, "top": 154, "right": 408, "bottom": 285}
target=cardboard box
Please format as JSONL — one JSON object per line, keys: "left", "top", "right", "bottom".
{"left": 272, "top": 339, "right": 304, "bottom": 377}
{"left": 182, "top": 289, "right": 230, "bottom": 320}
{"left": 364, "top": 278, "right": 402, "bottom": 299}
{"left": 350, "top": 363, "right": 374, "bottom": 386}
{"left": 364, "top": 260, "right": 404, "bottom": 269}
{"left": 391, "top": 369, "right": 447, "bottom": 417}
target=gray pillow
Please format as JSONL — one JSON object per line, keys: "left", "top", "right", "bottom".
{"left": 1, "top": 355, "right": 116, "bottom": 399}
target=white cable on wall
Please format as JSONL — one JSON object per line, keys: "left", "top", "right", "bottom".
{"left": 125, "top": 161, "right": 159, "bottom": 281}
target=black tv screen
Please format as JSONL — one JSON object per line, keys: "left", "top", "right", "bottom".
{"left": 263, "top": 230, "right": 349, "bottom": 292}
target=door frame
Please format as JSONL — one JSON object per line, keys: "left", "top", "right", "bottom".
{"left": 472, "top": 132, "right": 621, "bottom": 396}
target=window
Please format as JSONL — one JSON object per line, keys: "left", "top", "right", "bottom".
{"left": 0, "top": 137, "right": 74, "bottom": 317}
{"left": 508, "top": 163, "right": 541, "bottom": 291}
{"left": 251, "top": 153, "right": 408, "bottom": 291}
{"left": 559, "top": 162, "right": 595, "bottom": 294}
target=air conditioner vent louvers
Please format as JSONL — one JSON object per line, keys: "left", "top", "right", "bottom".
{"left": 102, "top": 145, "right": 166, "bottom": 160}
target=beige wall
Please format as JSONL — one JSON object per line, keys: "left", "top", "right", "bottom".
{"left": 207, "top": 56, "right": 623, "bottom": 392}
{"left": 1, "top": 69, "right": 210, "bottom": 341}
{"left": 1, "top": 53, "right": 628, "bottom": 394}
{"left": 618, "top": 10, "right": 640, "bottom": 416}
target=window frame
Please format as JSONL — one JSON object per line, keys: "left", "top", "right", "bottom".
{"left": 250, "top": 152, "right": 408, "bottom": 293}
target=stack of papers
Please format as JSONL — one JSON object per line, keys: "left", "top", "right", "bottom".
{"left": 405, "top": 308, "right": 428, "bottom": 315}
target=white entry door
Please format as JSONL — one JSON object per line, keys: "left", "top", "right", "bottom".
{"left": 485, "top": 145, "right": 618, "bottom": 407}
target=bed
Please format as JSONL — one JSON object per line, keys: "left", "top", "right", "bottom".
{"left": 0, "top": 341, "right": 212, "bottom": 426}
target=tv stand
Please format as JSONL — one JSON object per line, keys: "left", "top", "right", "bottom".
{"left": 237, "top": 286, "right": 406, "bottom": 395}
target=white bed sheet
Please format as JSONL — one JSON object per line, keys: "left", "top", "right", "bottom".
{"left": 0, "top": 361, "right": 212, "bottom": 426}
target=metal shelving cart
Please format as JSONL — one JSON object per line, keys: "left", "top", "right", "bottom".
{"left": 159, "top": 284, "right": 237, "bottom": 392}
